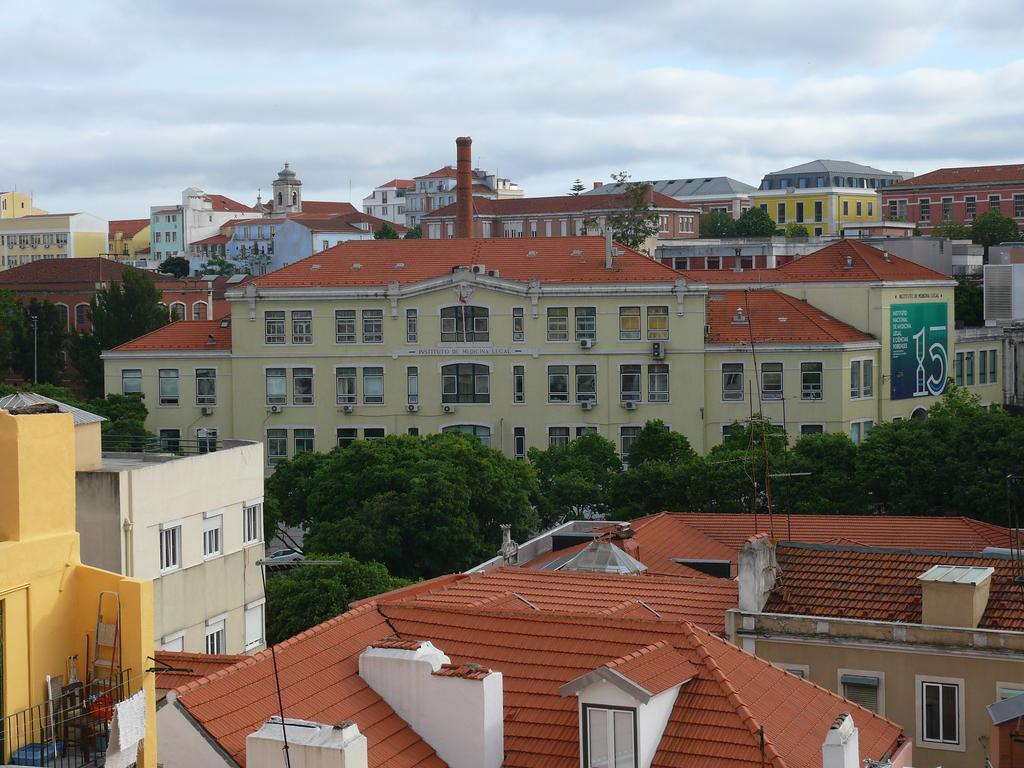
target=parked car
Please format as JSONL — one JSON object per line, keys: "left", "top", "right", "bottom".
{"left": 264, "top": 548, "right": 305, "bottom": 564}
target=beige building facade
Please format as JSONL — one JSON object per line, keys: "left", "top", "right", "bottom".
{"left": 0, "top": 211, "right": 108, "bottom": 270}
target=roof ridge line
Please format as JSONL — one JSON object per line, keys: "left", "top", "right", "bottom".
{"left": 605, "top": 640, "right": 669, "bottom": 668}
{"left": 681, "top": 623, "right": 788, "bottom": 768}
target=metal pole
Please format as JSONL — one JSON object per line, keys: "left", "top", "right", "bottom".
{"left": 30, "top": 314, "right": 38, "bottom": 384}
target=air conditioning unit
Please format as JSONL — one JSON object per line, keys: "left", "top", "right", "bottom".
{"left": 443, "top": 404, "right": 456, "bottom": 414}
{"left": 652, "top": 342, "right": 665, "bottom": 360}
{"left": 579, "top": 338, "right": 595, "bottom": 349}
{"left": 268, "top": 404, "right": 282, "bottom": 414}
{"left": 580, "top": 400, "right": 596, "bottom": 411}
{"left": 622, "top": 400, "right": 638, "bottom": 411}
{"left": 472, "top": 264, "right": 486, "bottom": 274}
{"left": 407, "top": 404, "right": 419, "bottom": 413}
{"left": 200, "top": 406, "right": 214, "bottom": 416}
{"left": 341, "top": 404, "right": 354, "bottom": 414}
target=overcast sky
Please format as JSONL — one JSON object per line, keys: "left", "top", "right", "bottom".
{"left": 3, "top": 1, "right": 1023, "bottom": 220}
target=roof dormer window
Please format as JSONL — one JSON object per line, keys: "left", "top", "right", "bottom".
{"left": 584, "top": 706, "right": 636, "bottom": 768}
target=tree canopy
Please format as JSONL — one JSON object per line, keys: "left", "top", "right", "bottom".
{"left": 955, "top": 278, "right": 984, "bottom": 327}
{"left": 374, "top": 223, "right": 400, "bottom": 240}
{"left": 403, "top": 224, "right": 422, "bottom": 239}
{"left": 157, "top": 256, "right": 190, "bottom": 278}
{"left": 200, "top": 255, "right": 236, "bottom": 276}
{"left": 528, "top": 433, "right": 622, "bottom": 526}
{"left": 699, "top": 210, "right": 736, "bottom": 238}
{"left": 971, "top": 209, "right": 1020, "bottom": 251}
{"left": 784, "top": 222, "right": 809, "bottom": 238}
{"left": 569, "top": 179, "right": 586, "bottom": 196}
{"left": 733, "top": 207, "right": 778, "bottom": 237}
{"left": 0, "top": 293, "right": 67, "bottom": 385}
{"left": 931, "top": 219, "right": 971, "bottom": 239}
{"left": 605, "top": 172, "right": 660, "bottom": 251}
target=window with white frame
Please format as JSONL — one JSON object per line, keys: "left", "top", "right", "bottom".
{"left": 620, "top": 365, "right": 641, "bottom": 402}
{"left": 513, "top": 365, "right": 525, "bottom": 403}
{"left": 245, "top": 601, "right": 265, "bottom": 650}
{"left": 192, "top": 301, "right": 207, "bottom": 321}
{"left": 265, "top": 311, "right": 285, "bottom": 344}
{"left": 267, "top": 429, "right": 288, "bottom": 465}
{"left": 547, "top": 307, "right": 569, "bottom": 341}
{"left": 205, "top": 617, "right": 226, "bottom": 655}
{"left": 362, "top": 309, "right": 384, "bottom": 343}
{"left": 294, "top": 428, "right": 314, "bottom": 454}
{"left": 851, "top": 359, "right": 874, "bottom": 399}
{"left": 584, "top": 705, "right": 636, "bottom": 768}
{"left": 990, "top": 348, "right": 998, "bottom": 382}
{"left": 292, "top": 310, "right": 313, "bottom": 344}
{"left": 619, "top": 306, "right": 641, "bottom": 340}
{"left": 336, "top": 367, "right": 356, "bottom": 404}
{"left": 801, "top": 362, "right": 823, "bottom": 400}
{"left": 363, "top": 367, "right": 384, "bottom": 404}
{"left": 647, "top": 306, "right": 669, "bottom": 340}
{"left": 620, "top": 426, "right": 642, "bottom": 462}
{"left": 548, "top": 365, "right": 569, "bottom": 403}
{"left": 512, "top": 307, "right": 525, "bottom": 342}
{"left": 335, "top": 309, "right": 356, "bottom": 343}
{"left": 548, "top": 426, "right": 570, "bottom": 447}
{"left": 161, "top": 632, "right": 185, "bottom": 652}
{"left": 243, "top": 501, "right": 263, "bottom": 544}
{"left": 919, "top": 677, "right": 962, "bottom": 748}
{"left": 840, "top": 672, "right": 882, "bottom": 713}
{"left": 203, "top": 513, "right": 223, "bottom": 558}
{"left": 761, "top": 362, "right": 782, "bottom": 401}
{"left": 406, "top": 308, "right": 418, "bottom": 343}
{"left": 648, "top": 364, "right": 669, "bottom": 402}
{"left": 575, "top": 307, "right": 597, "bottom": 341}
{"left": 196, "top": 368, "right": 217, "bottom": 405}
{"left": 722, "top": 363, "right": 744, "bottom": 401}
{"left": 850, "top": 420, "right": 873, "bottom": 445}
{"left": 160, "top": 524, "right": 181, "bottom": 572}
{"left": 159, "top": 369, "right": 179, "bottom": 406}
{"left": 337, "top": 428, "right": 358, "bottom": 449}
{"left": 442, "top": 363, "right": 489, "bottom": 403}
{"left": 997, "top": 683, "right": 1024, "bottom": 701}
{"left": 441, "top": 306, "right": 488, "bottom": 342}
{"left": 800, "top": 424, "right": 824, "bottom": 436}
{"left": 576, "top": 365, "right": 597, "bottom": 402}
{"left": 513, "top": 427, "right": 526, "bottom": 459}
{"left": 121, "top": 369, "right": 142, "bottom": 396}
{"left": 293, "top": 367, "right": 314, "bottom": 405}
{"left": 266, "top": 368, "right": 287, "bottom": 405}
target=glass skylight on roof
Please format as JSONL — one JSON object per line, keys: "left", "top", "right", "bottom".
{"left": 918, "top": 564, "right": 994, "bottom": 584}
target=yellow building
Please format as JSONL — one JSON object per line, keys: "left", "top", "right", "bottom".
{"left": 0, "top": 403, "right": 156, "bottom": 766}
{"left": 752, "top": 160, "right": 909, "bottom": 235}
{"left": 108, "top": 218, "right": 152, "bottom": 266}
{"left": 99, "top": 237, "right": 979, "bottom": 466}
{"left": 0, "top": 191, "right": 46, "bottom": 219}
{"left": 0, "top": 212, "right": 108, "bottom": 271}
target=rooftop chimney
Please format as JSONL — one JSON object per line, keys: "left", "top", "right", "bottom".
{"left": 821, "top": 713, "right": 860, "bottom": 768}
{"left": 918, "top": 564, "right": 994, "bottom": 628}
{"left": 247, "top": 717, "right": 367, "bottom": 768}
{"left": 738, "top": 535, "right": 778, "bottom": 613}
{"left": 455, "top": 137, "right": 474, "bottom": 239}
{"left": 359, "top": 640, "right": 503, "bottom": 768}
{"left": 605, "top": 228, "right": 614, "bottom": 269}
{"left": 593, "top": 181, "right": 603, "bottom": 189}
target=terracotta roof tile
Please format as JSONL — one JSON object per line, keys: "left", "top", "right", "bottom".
{"left": 110, "top": 318, "right": 231, "bottom": 352}
{"left": 108, "top": 218, "right": 149, "bottom": 238}
{"left": 378, "top": 179, "right": 416, "bottom": 189}
{"left": 428, "top": 190, "right": 694, "bottom": 219}
{"left": 888, "top": 164, "right": 1024, "bottom": 189}
{"left": 301, "top": 201, "right": 358, "bottom": 216}
{"left": 0, "top": 257, "right": 132, "bottom": 285}
{"left": 766, "top": 544, "right": 1023, "bottom": 630}
{"left": 432, "top": 663, "right": 491, "bottom": 680}
{"left": 705, "top": 290, "right": 875, "bottom": 345}
{"left": 604, "top": 641, "right": 698, "bottom": 695}
{"left": 250, "top": 236, "right": 680, "bottom": 289}
{"left": 204, "top": 194, "right": 257, "bottom": 213}
{"left": 370, "top": 638, "right": 423, "bottom": 651}
{"left": 154, "top": 651, "right": 247, "bottom": 701}
{"left": 191, "top": 234, "right": 228, "bottom": 246}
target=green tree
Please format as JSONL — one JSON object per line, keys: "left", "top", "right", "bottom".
{"left": 606, "top": 172, "right": 661, "bottom": 251}
{"left": 157, "top": 256, "right": 190, "bottom": 278}
{"left": 623, "top": 420, "right": 695, "bottom": 468}
{"left": 68, "top": 269, "right": 168, "bottom": 397}
{"left": 569, "top": 179, "right": 586, "bottom": 196}
{"left": 687, "top": 419, "right": 787, "bottom": 512}
{"left": 931, "top": 219, "right": 971, "bottom": 239}
{"left": 780, "top": 432, "right": 862, "bottom": 515}
{"left": 0, "top": 290, "right": 27, "bottom": 377}
{"left": 265, "top": 554, "right": 408, "bottom": 643}
{"left": 955, "top": 278, "right": 984, "bottom": 327}
{"left": 13, "top": 299, "right": 67, "bottom": 385}
{"left": 699, "top": 210, "right": 737, "bottom": 238}
{"left": 611, "top": 460, "right": 694, "bottom": 520}
{"left": 971, "top": 209, "right": 1020, "bottom": 254}
{"left": 200, "top": 255, "right": 236, "bottom": 276}
{"left": 528, "top": 433, "right": 622, "bottom": 526}
{"left": 374, "top": 223, "right": 400, "bottom": 240}
{"left": 733, "top": 207, "right": 778, "bottom": 237}
{"left": 784, "top": 222, "right": 809, "bottom": 238}
{"left": 403, "top": 224, "right": 422, "bottom": 239}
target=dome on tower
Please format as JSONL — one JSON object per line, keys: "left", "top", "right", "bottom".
{"left": 274, "top": 163, "right": 301, "bottom": 185}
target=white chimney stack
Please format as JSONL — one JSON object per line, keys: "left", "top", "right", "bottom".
{"left": 359, "top": 640, "right": 503, "bottom": 768}
{"left": 605, "top": 228, "right": 614, "bottom": 269}
{"left": 247, "top": 717, "right": 367, "bottom": 768}
{"left": 738, "top": 535, "right": 778, "bottom": 613}
{"left": 822, "top": 713, "right": 860, "bottom": 768}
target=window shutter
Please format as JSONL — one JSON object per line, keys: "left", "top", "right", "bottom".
{"left": 841, "top": 675, "right": 880, "bottom": 712}
{"left": 245, "top": 604, "right": 264, "bottom": 648}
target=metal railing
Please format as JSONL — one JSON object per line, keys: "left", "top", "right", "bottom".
{"left": 101, "top": 434, "right": 221, "bottom": 456}
{"left": 2, "top": 670, "right": 131, "bottom": 767}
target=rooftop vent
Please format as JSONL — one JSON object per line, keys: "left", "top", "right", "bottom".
{"left": 394, "top": 262, "right": 405, "bottom": 270}
{"left": 558, "top": 540, "right": 647, "bottom": 575}
{"left": 207, "top": 334, "right": 216, "bottom": 346}
{"left": 777, "top": 316, "right": 788, "bottom": 323}
{"left": 844, "top": 255, "right": 853, "bottom": 269}
{"left": 351, "top": 263, "right": 361, "bottom": 270}
{"left": 311, "top": 263, "right": 320, "bottom": 270}
{"left": 526, "top": 250, "right": 538, "bottom": 258}
{"left": 219, "top": 318, "right": 229, "bottom": 328}
{"left": 918, "top": 563, "right": 995, "bottom": 628}
{"left": 882, "top": 251, "right": 891, "bottom": 262}
{"left": 732, "top": 307, "right": 747, "bottom": 324}
{"left": 570, "top": 249, "right": 582, "bottom": 258}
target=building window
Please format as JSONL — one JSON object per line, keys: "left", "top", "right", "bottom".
{"left": 814, "top": 201, "right": 823, "bottom": 223}
{"left": 800, "top": 424, "right": 824, "bottom": 436}
{"left": 205, "top": 618, "right": 226, "bottom": 655}
{"left": 192, "top": 301, "right": 207, "bottom": 321}
{"left": 161, "top": 632, "right": 185, "bottom": 652}
{"left": 267, "top": 429, "right": 288, "bottom": 465}
{"left": 159, "top": 429, "right": 180, "bottom": 452}
{"left": 1015, "top": 194, "right": 1024, "bottom": 218}
{"left": 965, "top": 352, "right": 974, "bottom": 385}
{"left": 158, "top": 369, "right": 179, "bottom": 406}
{"left": 576, "top": 365, "right": 597, "bottom": 402}
{"left": 513, "top": 365, "right": 525, "bottom": 403}
{"left": 362, "top": 309, "right": 384, "bottom": 343}
{"left": 761, "top": 363, "right": 783, "bottom": 401}
{"left": 399, "top": 366, "right": 417, "bottom": 406}
{"left": 548, "top": 427, "right": 570, "bottom": 447}
{"left": 293, "top": 367, "right": 313, "bottom": 405}
{"left": 196, "top": 427, "right": 218, "bottom": 454}
{"left": 621, "top": 364, "right": 641, "bottom": 402}
{"left": 244, "top": 501, "right": 263, "bottom": 544}
{"left": 965, "top": 196, "right": 976, "bottom": 220}
{"left": 331, "top": 368, "right": 356, "bottom": 406}
{"left": 997, "top": 684, "right": 1024, "bottom": 701}
{"left": 979, "top": 350, "right": 988, "bottom": 384}
{"left": 266, "top": 368, "right": 287, "bottom": 405}
{"left": 363, "top": 427, "right": 385, "bottom": 440}
{"left": 850, "top": 420, "right": 873, "bottom": 445}
{"left": 855, "top": 201, "right": 862, "bottom": 217}
{"left": 851, "top": 359, "right": 873, "bottom": 398}
{"left": 363, "top": 367, "right": 384, "bottom": 404}
{"left": 547, "top": 307, "right": 570, "bottom": 341}
{"left": 170, "top": 302, "right": 185, "bottom": 320}
{"left": 337, "top": 428, "right": 358, "bottom": 448}
{"left": 955, "top": 352, "right": 963, "bottom": 386}
{"left": 920, "top": 679, "right": 961, "bottom": 746}
{"left": 335, "top": 309, "right": 356, "bottom": 343}
{"left": 159, "top": 524, "right": 181, "bottom": 572}
{"left": 294, "top": 428, "right": 315, "bottom": 455}
{"left": 920, "top": 198, "right": 931, "bottom": 222}
{"left": 620, "top": 426, "right": 642, "bottom": 462}
{"left": 722, "top": 363, "right": 744, "bottom": 401}
{"left": 795, "top": 202, "right": 804, "bottom": 223}
{"left": 291, "top": 310, "right": 312, "bottom": 344}
{"left": 990, "top": 349, "right": 998, "bottom": 382}
{"left": 840, "top": 673, "right": 881, "bottom": 714}
{"left": 442, "top": 424, "right": 491, "bottom": 447}
{"left": 76, "top": 303, "right": 92, "bottom": 328}
{"left": 513, "top": 426, "right": 526, "bottom": 459}
{"left": 942, "top": 197, "right": 953, "bottom": 220}
{"left": 406, "top": 309, "right": 418, "bottom": 344}
{"left": 121, "top": 369, "right": 142, "bottom": 395}
{"left": 990, "top": 194, "right": 1001, "bottom": 209}
{"left": 575, "top": 307, "right": 597, "bottom": 341}
{"left": 800, "top": 362, "right": 823, "bottom": 400}
{"left": 619, "top": 306, "right": 641, "bottom": 340}
{"left": 647, "top": 306, "right": 669, "bottom": 340}
{"left": 842, "top": 200, "right": 850, "bottom": 217}
{"left": 265, "top": 311, "right": 285, "bottom": 344}
{"left": 245, "top": 601, "right": 265, "bottom": 650}
{"left": 776, "top": 203, "right": 786, "bottom": 224}
{"left": 203, "top": 514, "right": 223, "bottom": 558}
{"left": 584, "top": 706, "right": 636, "bottom": 768}
{"left": 441, "top": 306, "right": 489, "bottom": 342}
{"left": 548, "top": 365, "right": 570, "bottom": 403}
{"left": 512, "top": 307, "right": 525, "bottom": 342}
{"left": 648, "top": 364, "right": 669, "bottom": 402}
{"left": 442, "top": 363, "right": 489, "bottom": 403}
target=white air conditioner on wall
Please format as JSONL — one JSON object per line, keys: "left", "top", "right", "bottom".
{"left": 622, "top": 400, "right": 638, "bottom": 411}
{"left": 200, "top": 406, "right": 214, "bottom": 416}
{"left": 341, "top": 404, "right": 354, "bottom": 414}
{"left": 268, "top": 404, "right": 282, "bottom": 414}
{"left": 407, "top": 404, "right": 419, "bottom": 413}
{"left": 443, "top": 404, "right": 456, "bottom": 414}
{"left": 579, "top": 338, "right": 595, "bottom": 349}
{"left": 580, "top": 400, "right": 595, "bottom": 411}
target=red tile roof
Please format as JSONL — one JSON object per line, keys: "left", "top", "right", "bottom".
{"left": 301, "top": 201, "right": 358, "bottom": 216}
{"left": 191, "top": 234, "right": 228, "bottom": 246}
{"left": 432, "top": 663, "right": 491, "bottom": 680}
{"left": 204, "top": 194, "right": 257, "bottom": 213}
{"left": 109, "top": 318, "right": 231, "bottom": 352}
{"left": 154, "top": 651, "right": 247, "bottom": 701}
{"left": 682, "top": 240, "right": 950, "bottom": 283}
{"left": 415, "top": 166, "right": 457, "bottom": 180}
{"left": 766, "top": 544, "right": 1023, "bottom": 630}
{"left": 291, "top": 210, "right": 409, "bottom": 234}
{"left": 173, "top": 569, "right": 904, "bottom": 768}
{"left": 108, "top": 218, "right": 149, "bottom": 239}
{"left": 250, "top": 236, "right": 681, "bottom": 289}
{"left": 0, "top": 257, "right": 133, "bottom": 285}
{"left": 378, "top": 179, "right": 415, "bottom": 190}
{"left": 888, "top": 164, "right": 1024, "bottom": 189}
{"left": 428, "top": 190, "right": 694, "bottom": 219}
{"left": 705, "top": 290, "right": 875, "bottom": 345}
{"left": 399, "top": 566, "right": 738, "bottom": 631}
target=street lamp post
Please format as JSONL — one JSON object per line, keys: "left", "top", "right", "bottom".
{"left": 30, "top": 314, "right": 38, "bottom": 384}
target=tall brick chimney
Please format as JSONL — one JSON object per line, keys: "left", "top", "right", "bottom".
{"left": 455, "top": 136, "right": 474, "bottom": 239}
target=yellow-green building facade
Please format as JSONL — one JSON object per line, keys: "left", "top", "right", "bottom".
{"left": 0, "top": 212, "right": 108, "bottom": 271}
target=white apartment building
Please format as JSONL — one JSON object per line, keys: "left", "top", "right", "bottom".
{"left": 406, "top": 166, "right": 523, "bottom": 227}
{"left": 151, "top": 188, "right": 260, "bottom": 268}
{"left": 362, "top": 179, "right": 414, "bottom": 227}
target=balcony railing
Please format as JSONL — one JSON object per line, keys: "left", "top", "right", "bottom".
{"left": 2, "top": 670, "right": 131, "bottom": 767}
{"left": 101, "top": 434, "right": 221, "bottom": 456}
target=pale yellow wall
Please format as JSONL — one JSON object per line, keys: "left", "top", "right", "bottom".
{"left": 75, "top": 421, "right": 103, "bottom": 470}
{"left": 109, "top": 224, "right": 152, "bottom": 261}
{"left": 751, "top": 189, "right": 880, "bottom": 234}
{"left": 70, "top": 229, "right": 107, "bottom": 259}
{"left": 0, "top": 191, "right": 36, "bottom": 219}
{"left": 954, "top": 337, "right": 1003, "bottom": 406}
{"left": 0, "top": 213, "right": 107, "bottom": 269}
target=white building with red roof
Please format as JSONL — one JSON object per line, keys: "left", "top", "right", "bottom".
{"left": 363, "top": 178, "right": 416, "bottom": 227}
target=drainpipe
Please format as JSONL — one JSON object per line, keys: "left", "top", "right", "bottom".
{"left": 122, "top": 471, "right": 135, "bottom": 577}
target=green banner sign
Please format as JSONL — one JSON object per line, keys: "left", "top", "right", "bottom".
{"left": 890, "top": 302, "right": 948, "bottom": 400}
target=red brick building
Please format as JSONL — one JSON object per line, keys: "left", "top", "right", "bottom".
{"left": 881, "top": 164, "right": 1024, "bottom": 234}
